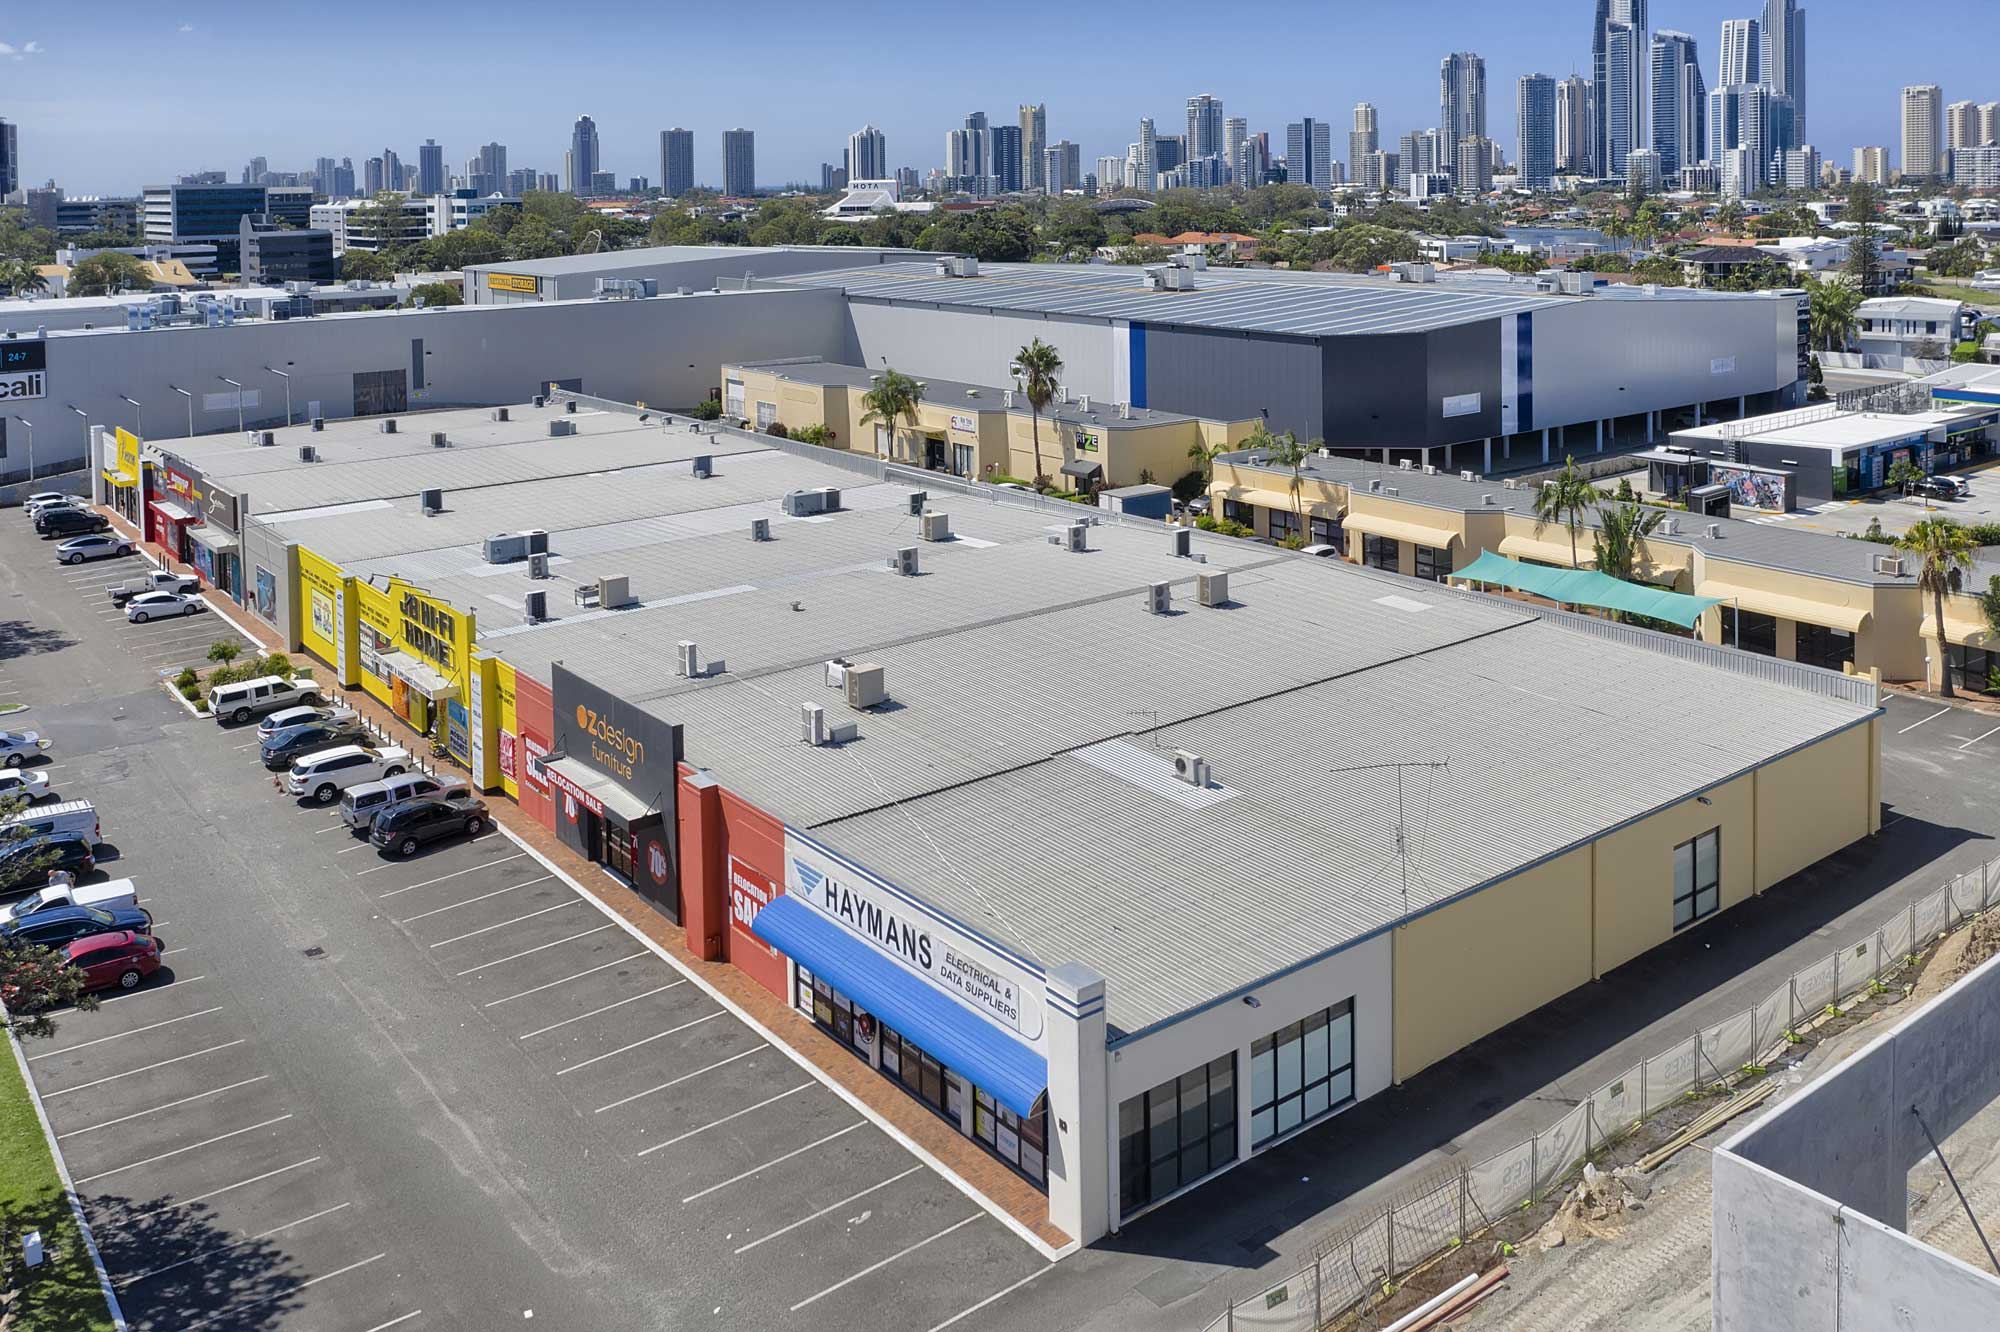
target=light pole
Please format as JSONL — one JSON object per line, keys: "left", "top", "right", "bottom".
{"left": 263, "top": 366, "right": 292, "bottom": 427}
{"left": 10, "top": 416, "right": 31, "bottom": 485}
{"left": 118, "top": 394, "right": 143, "bottom": 439}
{"left": 218, "top": 376, "right": 245, "bottom": 435}
{"left": 66, "top": 405, "right": 88, "bottom": 461}
{"left": 169, "top": 385, "right": 193, "bottom": 438}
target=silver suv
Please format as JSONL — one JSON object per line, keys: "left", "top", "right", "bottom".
{"left": 340, "top": 772, "right": 473, "bottom": 832}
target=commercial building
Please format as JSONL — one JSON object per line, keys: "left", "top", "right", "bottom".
{"left": 141, "top": 183, "right": 272, "bottom": 273}
{"left": 309, "top": 197, "right": 431, "bottom": 254}
{"left": 238, "top": 214, "right": 337, "bottom": 285}
{"left": 1668, "top": 398, "right": 1996, "bottom": 505}
{"left": 54, "top": 196, "right": 140, "bottom": 235}
{"left": 568, "top": 116, "right": 600, "bottom": 196}
{"left": 0, "top": 117, "right": 16, "bottom": 196}
{"left": 461, "top": 243, "right": 920, "bottom": 305}
{"left": 1285, "top": 118, "right": 1333, "bottom": 191}
{"left": 123, "top": 394, "right": 1880, "bottom": 1249}
{"left": 660, "top": 128, "right": 695, "bottom": 198}
{"left": 417, "top": 140, "right": 445, "bottom": 196}
{"left": 1904, "top": 85, "right": 1944, "bottom": 181}
{"left": 1516, "top": 75, "right": 1556, "bottom": 192}
{"left": 723, "top": 129, "right": 756, "bottom": 197}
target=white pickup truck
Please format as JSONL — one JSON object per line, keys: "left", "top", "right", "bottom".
{"left": 0, "top": 877, "right": 140, "bottom": 921}
{"left": 107, "top": 569, "right": 199, "bottom": 604}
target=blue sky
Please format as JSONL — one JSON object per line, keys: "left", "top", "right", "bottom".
{"left": 1, "top": 0, "right": 1982, "bottom": 194}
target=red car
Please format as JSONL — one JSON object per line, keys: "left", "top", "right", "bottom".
{"left": 63, "top": 931, "right": 162, "bottom": 993}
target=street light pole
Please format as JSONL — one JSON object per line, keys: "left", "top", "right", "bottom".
{"left": 118, "top": 394, "right": 143, "bottom": 439}
{"left": 169, "top": 385, "right": 193, "bottom": 438}
{"left": 218, "top": 376, "right": 245, "bottom": 435}
{"left": 66, "top": 405, "right": 88, "bottom": 463}
{"left": 263, "top": 366, "right": 292, "bottom": 427}
{"left": 10, "top": 416, "right": 31, "bottom": 485}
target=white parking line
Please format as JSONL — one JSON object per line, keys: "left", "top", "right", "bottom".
{"left": 170, "top": 1156, "right": 323, "bottom": 1212}
{"left": 790, "top": 1215, "right": 983, "bottom": 1311}
{"left": 732, "top": 1166, "right": 924, "bottom": 1253}
{"left": 28, "top": 1006, "right": 225, "bottom": 1061}
{"left": 315, "top": 821, "right": 352, "bottom": 834}
{"left": 1899, "top": 707, "right": 1952, "bottom": 733}
{"left": 484, "top": 950, "right": 650, "bottom": 1009}
{"left": 427, "top": 899, "right": 578, "bottom": 948}
{"left": 453, "top": 924, "right": 615, "bottom": 976}
{"left": 514, "top": 981, "right": 687, "bottom": 1040}
{"left": 43, "top": 1040, "right": 246, "bottom": 1098}
{"left": 161, "top": 948, "right": 189, "bottom": 957}
{"left": 635, "top": 1082, "right": 814, "bottom": 1156}
{"left": 596, "top": 1044, "right": 770, "bottom": 1115}
{"left": 554, "top": 1011, "right": 725, "bottom": 1074}
{"left": 44, "top": 975, "right": 203, "bottom": 1015}
{"left": 74, "top": 1113, "right": 294, "bottom": 1186}
{"left": 361, "top": 1315, "right": 424, "bottom": 1332}
{"left": 399, "top": 875, "right": 552, "bottom": 924}
{"left": 57, "top": 1076, "right": 269, "bottom": 1140}
{"left": 1959, "top": 724, "right": 2000, "bottom": 750}
{"left": 113, "top": 1201, "right": 353, "bottom": 1289}
{"left": 184, "top": 1253, "right": 387, "bottom": 1331}
{"left": 334, "top": 843, "right": 373, "bottom": 855}
{"left": 920, "top": 1263, "right": 1060, "bottom": 1332}
{"left": 375, "top": 851, "right": 527, "bottom": 896}
{"left": 680, "top": 1121, "right": 863, "bottom": 1203}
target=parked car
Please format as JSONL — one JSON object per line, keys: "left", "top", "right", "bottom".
{"left": 126, "top": 589, "right": 205, "bottom": 623}
{"left": 282, "top": 745, "right": 412, "bottom": 804}
{"left": 1, "top": 799, "right": 100, "bottom": 847}
{"left": 37, "top": 508, "right": 111, "bottom": 539}
{"left": 257, "top": 704, "right": 358, "bottom": 741}
{"left": 0, "top": 730, "right": 50, "bottom": 769}
{"left": 24, "top": 494, "right": 87, "bottom": 520}
{"left": 209, "top": 676, "right": 323, "bottom": 724}
{"left": 0, "top": 902, "right": 153, "bottom": 950}
{"left": 1941, "top": 476, "right": 1975, "bottom": 499}
{"left": 371, "top": 796, "right": 490, "bottom": 857}
{"left": 52, "top": 532, "right": 131, "bottom": 564}
{"left": 1908, "top": 477, "right": 1959, "bottom": 501}
{"left": 260, "top": 720, "right": 370, "bottom": 769}
{"left": 107, "top": 570, "right": 199, "bottom": 604}
{"left": 0, "top": 769, "right": 55, "bottom": 804}
{"left": 0, "top": 835, "right": 95, "bottom": 894}
{"left": 1, "top": 878, "right": 138, "bottom": 923}
{"left": 341, "top": 772, "right": 472, "bottom": 832}
{"left": 61, "top": 931, "right": 163, "bottom": 993}
{"left": 1299, "top": 544, "right": 1342, "bottom": 558}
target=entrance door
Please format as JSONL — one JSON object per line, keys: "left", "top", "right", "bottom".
{"left": 952, "top": 443, "right": 975, "bottom": 477}
{"left": 924, "top": 436, "right": 947, "bottom": 471}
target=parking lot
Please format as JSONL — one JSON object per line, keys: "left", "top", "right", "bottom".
{"left": 2, "top": 514, "right": 1053, "bottom": 1331}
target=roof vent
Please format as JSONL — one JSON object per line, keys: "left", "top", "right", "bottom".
{"left": 919, "top": 511, "right": 952, "bottom": 542}
{"left": 379, "top": 418, "right": 397, "bottom": 434}
{"left": 421, "top": 488, "right": 444, "bottom": 515}
{"left": 692, "top": 454, "right": 712, "bottom": 479}
{"left": 1144, "top": 581, "right": 1172, "bottom": 614}
{"left": 431, "top": 431, "right": 450, "bottom": 448}
{"left": 750, "top": 516, "right": 771, "bottom": 542}
{"left": 676, "top": 641, "right": 700, "bottom": 678}
{"left": 1705, "top": 522, "right": 1722, "bottom": 539}
{"left": 1196, "top": 570, "right": 1230, "bottom": 607}
{"left": 491, "top": 407, "right": 510, "bottom": 423}
{"left": 298, "top": 445, "right": 317, "bottom": 463}
{"left": 889, "top": 546, "right": 919, "bottom": 576}
{"left": 1172, "top": 750, "right": 1211, "bottom": 788}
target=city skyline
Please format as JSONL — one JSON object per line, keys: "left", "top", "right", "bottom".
{"left": 0, "top": 0, "right": 1993, "bottom": 194}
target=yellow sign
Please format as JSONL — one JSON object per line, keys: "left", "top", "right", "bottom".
{"left": 486, "top": 272, "right": 539, "bottom": 294}
{"left": 114, "top": 427, "right": 142, "bottom": 482}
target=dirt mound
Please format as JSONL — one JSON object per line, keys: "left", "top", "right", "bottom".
{"left": 1533, "top": 1164, "right": 1648, "bottom": 1251}
{"left": 1947, "top": 913, "right": 2000, "bottom": 983}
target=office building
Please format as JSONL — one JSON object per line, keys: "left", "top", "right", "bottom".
{"left": 53, "top": 196, "right": 139, "bottom": 235}
{"left": 1135, "top": 118, "right": 1158, "bottom": 193}
{"left": 1603, "top": 18, "right": 1642, "bottom": 177}
{"left": 1439, "top": 52, "right": 1487, "bottom": 182}
{"left": 1555, "top": 76, "right": 1594, "bottom": 175}
{"left": 1781, "top": 146, "right": 1821, "bottom": 189}
{"left": 1762, "top": 0, "right": 1806, "bottom": 142}
{"left": 0, "top": 118, "right": 16, "bottom": 196}
{"left": 1234, "top": 135, "right": 1271, "bottom": 190}
{"left": 569, "top": 115, "right": 600, "bottom": 196}
{"left": 141, "top": 183, "right": 271, "bottom": 272}
{"left": 1454, "top": 136, "right": 1494, "bottom": 195}
{"left": 1719, "top": 17, "right": 1760, "bottom": 85}
{"left": 660, "top": 129, "right": 694, "bottom": 198}
{"left": 819, "top": 163, "right": 847, "bottom": 194}
{"left": 1223, "top": 118, "right": 1247, "bottom": 184}
{"left": 1947, "top": 100, "right": 1980, "bottom": 149}
{"left": 989, "top": 124, "right": 1022, "bottom": 193}
{"left": 723, "top": 128, "right": 756, "bottom": 197}
{"left": 962, "top": 111, "right": 989, "bottom": 180}
{"left": 330, "top": 158, "right": 356, "bottom": 198}
{"left": 310, "top": 196, "right": 430, "bottom": 253}
{"left": 1186, "top": 95, "right": 1224, "bottom": 163}
{"left": 1516, "top": 75, "right": 1557, "bottom": 191}
{"left": 1045, "top": 140, "right": 1081, "bottom": 194}
{"left": 238, "top": 213, "right": 337, "bottom": 285}
{"left": 1019, "top": 104, "right": 1046, "bottom": 191}
{"left": 1285, "top": 118, "right": 1333, "bottom": 190}
{"left": 1711, "top": 83, "right": 1772, "bottom": 189}
{"left": 1349, "top": 103, "right": 1378, "bottom": 181}
{"left": 847, "top": 125, "right": 886, "bottom": 183}
{"left": 1650, "top": 30, "right": 1705, "bottom": 177}
{"left": 417, "top": 140, "right": 445, "bottom": 196}
{"left": 1903, "top": 85, "right": 1943, "bottom": 180}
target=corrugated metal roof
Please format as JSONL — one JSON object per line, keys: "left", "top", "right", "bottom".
{"left": 463, "top": 244, "right": 922, "bottom": 278}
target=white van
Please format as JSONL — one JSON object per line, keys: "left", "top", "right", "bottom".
{"left": 0, "top": 799, "right": 100, "bottom": 846}
{"left": 209, "top": 676, "right": 322, "bottom": 724}
{"left": 340, "top": 772, "right": 471, "bottom": 832}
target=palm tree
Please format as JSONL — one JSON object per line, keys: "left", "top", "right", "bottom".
{"left": 858, "top": 369, "right": 925, "bottom": 465}
{"left": 1263, "top": 430, "right": 1313, "bottom": 540}
{"left": 1899, "top": 517, "right": 1977, "bottom": 699}
{"left": 1, "top": 258, "right": 48, "bottom": 298}
{"left": 1012, "top": 338, "right": 1064, "bottom": 487}
{"left": 1804, "top": 274, "right": 1862, "bottom": 352}
{"left": 1533, "top": 455, "right": 1602, "bottom": 570}
{"left": 1592, "top": 502, "right": 1666, "bottom": 618}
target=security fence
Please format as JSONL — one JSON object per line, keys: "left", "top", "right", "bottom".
{"left": 1206, "top": 853, "right": 2000, "bottom": 1332}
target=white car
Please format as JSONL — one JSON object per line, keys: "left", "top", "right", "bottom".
{"left": 125, "top": 590, "right": 205, "bottom": 623}
{"left": 282, "top": 744, "right": 413, "bottom": 804}
{"left": 257, "top": 704, "right": 359, "bottom": 740}
{"left": 0, "top": 731, "right": 51, "bottom": 769}
{"left": 24, "top": 494, "right": 86, "bottom": 519}
{"left": 54, "top": 533, "right": 134, "bottom": 565}
{"left": 0, "top": 769, "right": 54, "bottom": 803}
{"left": 1299, "top": 544, "right": 1342, "bottom": 558}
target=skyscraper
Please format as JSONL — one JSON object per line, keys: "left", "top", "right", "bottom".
{"left": 1556, "top": 76, "right": 1594, "bottom": 174}
{"left": 1185, "top": 94, "right": 1224, "bottom": 162}
{"left": 990, "top": 124, "right": 1023, "bottom": 193}
{"left": 1439, "top": 52, "right": 1487, "bottom": 182}
{"left": 0, "top": 118, "right": 15, "bottom": 197}
{"left": 1223, "top": 117, "right": 1248, "bottom": 183}
{"left": 364, "top": 157, "right": 386, "bottom": 196}
{"left": 723, "top": 128, "right": 756, "bottom": 197}
{"left": 946, "top": 130, "right": 975, "bottom": 181}
{"left": 1719, "top": 18, "right": 1759, "bottom": 86}
{"left": 1455, "top": 137, "right": 1494, "bottom": 195}
{"left": 1982, "top": 103, "right": 2000, "bottom": 147}
{"left": 1044, "top": 141, "right": 1081, "bottom": 194}
{"left": 569, "top": 116, "right": 600, "bottom": 196}
{"left": 1349, "top": 103, "right": 1379, "bottom": 182}
{"left": 1709, "top": 83, "right": 1771, "bottom": 188}
{"left": 380, "top": 149, "right": 404, "bottom": 195}
{"left": 1947, "top": 101, "right": 1980, "bottom": 150}
{"left": 1516, "top": 75, "right": 1557, "bottom": 191}
{"left": 1903, "top": 85, "right": 1943, "bottom": 180}
{"left": 1019, "top": 104, "right": 1047, "bottom": 191}
{"left": 418, "top": 140, "right": 445, "bottom": 195}
{"left": 1852, "top": 145, "right": 1888, "bottom": 185}
{"left": 1602, "top": 19, "right": 1641, "bottom": 176}
{"left": 963, "top": 112, "right": 989, "bottom": 180}
{"left": 847, "top": 125, "right": 886, "bottom": 181}
{"left": 1135, "top": 118, "right": 1158, "bottom": 193}
{"left": 333, "top": 157, "right": 356, "bottom": 197}
{"left": 1649, "top": 31, "right": 1704, "bottom": 176}
{"left": 660, "top": 129, "right": 694, "bottom": 197}
{"left": 313, "top": 156, "right": 338, "bottom": 194}
{"left": 1761, "top": 0, "right": 1805, "bottom": 142}
{"left": 1285, "top": 118, "right": 1332, "bottom": 190}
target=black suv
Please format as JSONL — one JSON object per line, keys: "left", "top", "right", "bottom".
{"left": 261, "top": 721, "right": 369, "bottom": 770}
{"left": 0, "top": 835, "right": 96, "bottom": 894}
{"left": 37, "top": 508, "right": 110, "bottom": 538}
{"left": 371, "top": 797, "right": 490, "bottom": 857}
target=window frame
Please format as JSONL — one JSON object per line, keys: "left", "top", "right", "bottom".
{"left": 1672, "top": 827, "right": 1722, "bottom": 930}
{"left": 1249, "top": 1000, "right": 1356, "bottom": 1149}
{"left": 1267, "top": 507, "right": 1301, "bottom": 541}
{"left": 1413, "top": 543, "right": 1451, "bottom": 582}
{"left": 1361, "top": 533, "right": 1399, "bottom": 571}
{"left": 1116, "top": 1053, "right": 1238, "bottom": 1218}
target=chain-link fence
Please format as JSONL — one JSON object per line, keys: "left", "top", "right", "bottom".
{"left": 1205, "top": 854, "right": 2000, "bottom": 1332}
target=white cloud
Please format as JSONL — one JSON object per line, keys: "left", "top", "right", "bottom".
{"left": 177, "top": 23, "right": 194, "bottom": 33}
{"left": 0, "top": 39, "right": 46, "bottom": 59}
{"left": 24, "top": 40, "right": 42, "bottom": 52}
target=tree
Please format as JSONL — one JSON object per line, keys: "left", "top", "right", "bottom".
{"left": 1592, "top": 501, "right": 1666, "bottom": 602}
{"left": 1533, "top": 455, "right": 1601, "bottom": 569}
{"left": 0, "top": 256, "right": 48, "bottom": 297}
{"left": 338, "top": 248, "right": 394, "bottom": 282}
{"left": 68, "top": 251, "right": 150, "bottom": 296}
{"left": 1712, "top": 201, "right": 1746, "bottom": 234}
{"left": 505, "top": 213, "right": 570, "bottom": 260}
{"left": 1899, "top": 517, "right": 1977, "bottom": 698}
{"left": 0, "top": 789, "right": 98, "bottom": 1040}
{"left": 410, "top": 282, "right": 462, "bottom": 308}
{"left": 1013, "top": 338, "right": 1063, "bottom": 486}
{"left": 1805, "top": 274, "right": 1862, "bottom": 351}
{"left": 858, "top": 368, "right": 925, "bottom": 465}
{"left": 1887, "top": 457, "right": 1927, "bottom": 495}
{"left": 1844, "top": 180, "right": 1883, "bottom": 293}
{"left": 1262, "top": 429, "right": 1314, "bottom": 537}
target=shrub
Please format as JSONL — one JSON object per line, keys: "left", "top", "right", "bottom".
{"left": 1196, "top": 514, "right": 1255, "bottom": 539}
{"left": 173, "top": 666, "right": 199, "bottom": 690}
{"left": 790, "top": 423, "right": 836, "bottom": 446}
{"left": 207, "top": 640, "right": 242, "bottom": 665}
{"left": 262, "top": 654, "right": 296, "bottom": 680}
{"left": 689, "top": 398, "right": 722, "bottom": 421}
{"left": 195, "top": 697, "right": 211, "bottom": 713}
{"left": 177, "top": 681, "right": 200, "bottom": 701}
{"left": 765, "top": 420, "right": 789, "bottom": 439}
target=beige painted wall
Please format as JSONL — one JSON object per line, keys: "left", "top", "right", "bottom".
{"left": 1754, "top": 720, "right": 1877, "bottom": 889}
{"left": 1590, "top": 775, "right": 1755, "bottom": 977}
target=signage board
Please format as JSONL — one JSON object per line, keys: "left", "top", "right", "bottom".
{"left": 0, "top": 341, "right": 47, "bottom": 374}
{"left": 948, "top": 412, "right": 977, "bottom": 434}
{"left": 550, "top": 663, "right": 681, "bottom": 804}
{"left": 203, "top": 484, "right": 242, "bottom": 533}
{"left": 1441, "top": 392, "right": 1482, "bottom": 419}
{"left": 486, "top": 272, "right": 539, "bottom": 295}
{"left": 114, "top": 428, "right": 142, "bottom": 482}
{"left": 0, "top": 370, "right": 45, "bottom": 402}
{"left": 728, "top": 857, "right": 777, "bottom": 941}
{"left": 542, "top": 758, "right": 605, "bottom": 817}
{"left": 783, "top": 831, "right": 1046, "bottom": 1044}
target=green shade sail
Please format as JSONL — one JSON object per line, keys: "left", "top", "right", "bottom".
{"left": 1453, "top": 550, "right": 1721, "bottom": 629}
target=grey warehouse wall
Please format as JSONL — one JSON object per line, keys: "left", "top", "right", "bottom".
{"left": 842, "top": 300, "right": 1123, "bottom": 405}
{"left": 1142, "top": 326, "right": 1322, "bottom": 440}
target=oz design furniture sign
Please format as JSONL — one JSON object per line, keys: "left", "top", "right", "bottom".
{"left": 784, "top": 832, "right": 1045, "bottom": 1044}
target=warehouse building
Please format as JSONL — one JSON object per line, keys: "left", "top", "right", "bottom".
{"left": 461, "top": 244, "right": 922, "bottom": 305}
{"left": 1664, "top": 400, "right": 1999, "bottom": 507}
{"left": 114, "top": 397, "right": 1884, "bottom": 1247}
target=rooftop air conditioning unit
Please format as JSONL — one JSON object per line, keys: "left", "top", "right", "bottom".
{"left": 1171, "top": 528, "right": 1193, "bottom": 558}
{"left": 1173, "top": 750, "right": 1211, "bottom": 788}
{"left": 548, "top": 419, "right": 576, "bottom": 437}
{"left": 889, "top": 546, "right": 919, "bottom": 576}
{"left": 1197, "top": 570, "right": 1230, "bottom": 607}
{"left": 1422, "top": 463, "right": 1439, "bottom": 475}
{"left": 531, "top": 394, "right": 546, "bottom": 408}
{"left": 420, "top": 488, "right": 444, "bottom": 515}
{"left": 564, "top": 399, "right": 578, "bottom": 414}
{"left": 749, "top": 517, "right": 771, "bottom": 542}
{"left": 310, "top": 417, "right": 324, "bottom": 431}
{"left": 431, "top": 431, "right": 450, "bottom": 448}
{"left": 920, "top": 511, "right": 952, "bottom": 542}
{"left": 1002, "top": 389, "right": 1015, "bottom": 409}
{"left": 491, "top": 407, "right": 510, "bottom": 423}
{"left": 802, "top": 702, "right": 828, "bottom": 746}
{"left": 815, "top": 487, "right": 841, "bottom": 511}
{"left": 1660, "top": 516, "right": 1679, "bottom": 535}
{"left": 676, "top": 641, "right": 700, "bottom": 678}
{"left": 598, "top": 575, "right": 630, "bottom": 609}
{"left": 845, "top": 663, "right": 886, "bottom": 709}
{"left": 781, "top": 489, "right": 825, "bottom": 517}
{"left": 1367, "top": 478, "right": 1383, "bottom": 493}
{"left": 528, "top": 552, "right": 550, "bottom": 579}
{"left": 258, "top": 431, "right": 275, "bottom": 447}
{"left": 522, "top": 529, "right": 548, "bottom": 554}
{"left": 1874, "top": 553, "right": 1905, "bottom": 576}
{"left": 1460, "top": 469, "right": 1478, "bottom": 481}
{"left": 1705, "top": 523, "right": 1723, "bottom": 539}
{"left": 1054, "top": 386, "right": 1068, "bottom": 405}
{"left": 934, "top": 258, "right": 953, "bottom": 276}
{"left": 524, "top": 589, "right": 547, "bottom": 622}
{"left": 952, "top": 256, "right": 979, "bottom": 277}
{"left": 379, "top": 418, "right": 397, "bottom": 434}
{"left": 692, "top": 455, "right": 712, "bottom": 479}
{"left": 1398, "top": 459, "right": 1414, "bottom": 471}
{"left": 483, "top": 532, "right": 528, "bottom": 563}
{"left": 1145, "top": 581, "right": 1172, "bottom": 615}
{"left": 1064, "top": 522, "right": 1088, "bottom": 552}
{"left": 1078, "top": 394, "right": 1090, "bottom": 413}
{"left": 1481, "top": 493, "right": 1496, "bottom": 505}
{"left": 298, "top": 445, "right": 317, "bottom": 463}
{"left": 908, "top": 490, "right": 927, "bottom": 516}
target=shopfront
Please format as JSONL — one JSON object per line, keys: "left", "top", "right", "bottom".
{"left": 548, "top": 664, "right": 681, "bottom": 918}
{"left": 191, "top": 483, "right": 245, "bottom": 602}
{"left": 103, "top": 428, "right": 143, "bottom": 525}
{"left": 353, "top": 577, "right": 473, "bottom": 742}
{"left": 146, "top": 496, "right": 200, "bottom": 562}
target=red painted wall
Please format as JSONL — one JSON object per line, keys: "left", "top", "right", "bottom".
{"left": 675, "top": 764, "right": 790, "bottom": 1000}
{"left": 515, "top": 670, "right": 555, "bottom": 831}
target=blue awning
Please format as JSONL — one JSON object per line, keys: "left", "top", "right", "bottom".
{"left": 752, "top": 894, "right": 1048, "bottom": 1118}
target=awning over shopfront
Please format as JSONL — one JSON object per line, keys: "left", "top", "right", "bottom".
{"left": 376, "top": 650, "right": 455, "bottom": 701}
{"left": 752, "top": 894, "right": 1048, "bottom": 1118}
{"left": 100, "top": 469, "right": 136, "bottom": 489}
{"left": 1695, "top": 580, "right": 1871, "bottom": 633}
{"left": 1342, "top": 509, "right": 1461, "bottom": 551}
{"left": 150, "top": 498, "right": 200, "bottom": 522}
{"left": 1497, "top": 531, "right": 1592, "bottom": 567}
{"left": 1457, "top": 551, "right": 1720, "bottom": 629}
{"left": 1221, "top": 488, "right": 1302, "bottom": 513}
{"left": 1059, "top": 459, "right": 1102, "bottom": 481}
{"left": 184, "top": 524, "right": 239, "bottom": 555}
{"left": 1920, "top": 609, "right": 1995, "bottom": 648}
{"left": 541, "top": 755, "right": 657, "bottom": 825}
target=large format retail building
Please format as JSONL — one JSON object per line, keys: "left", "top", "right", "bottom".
{"left": 100, "top": 396, "right": 1883, "bottom": 1245}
